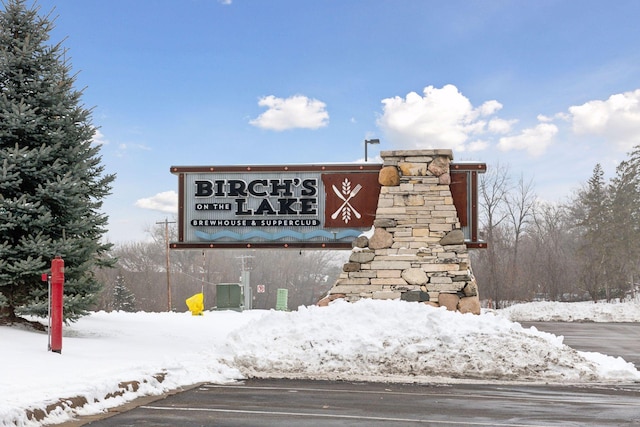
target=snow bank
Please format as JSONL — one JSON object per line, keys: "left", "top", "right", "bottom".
{"left": 224, "top": 299, "right": 640, "bottom": 382}
{"left": 497, "top": 300, "right": 640, "bottom": 322}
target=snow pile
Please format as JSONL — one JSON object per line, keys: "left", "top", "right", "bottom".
{"left": 498, "top": 300, "right": 640, "bottom": 322}
{"left": 225, "top": 299, "right": 639, "bottom": 382}
{"left": 1, "top": 299, "right": 639, "bottom": 426}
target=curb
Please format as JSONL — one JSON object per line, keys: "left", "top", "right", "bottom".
{"left": 23, "top": 373, "right": 173, "bottom": 426}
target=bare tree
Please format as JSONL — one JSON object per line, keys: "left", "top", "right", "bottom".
{"left": 526, "top": 202, "right": 579, "bottom": 301}
{"left": 94, "top": 227, "right": 345, "bottom": 312}
{"left": 504, "top": 174, "right": 537, "bottom": 294}
{"left": 475, "top": 163, "right": 511, "bottom": 307}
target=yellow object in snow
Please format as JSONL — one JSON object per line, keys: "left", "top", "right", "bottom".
{"left": 186, "top": 292, "right": 204, "bottom": 316}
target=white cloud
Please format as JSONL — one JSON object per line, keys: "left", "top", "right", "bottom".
{"left": 115, "top": 142, "right": 152, "bottom": 158}
{"left": 497, "top": 122, "right": 558, "bottom": 157}
{"left": 467, "top": 139, "right": 490, "bottom": 151}
{"left": 115, "top": 143, "right": 127, "bottom": 158}
{"left": 91, "top": 130, "right": 108, "bottom": 146}
{"left": 488, "top": 118, "right": 516, "bottom": 134}
{"left": 135, "top": 191, "right": 178, "bottom": 214}
{"left": 376, "top": 84, "right": 503, "bottom": 152}
{"left": 568, "top": 89, "right": 640, "bottom": 151}
{"left": 250, "top": 95, "right": 329, "bottom": 131}
{"left": 478, "top": 99, "right": 503, "bottom": 116}
{"left": 377, "top": 84, "right": 640, "bottom": 158}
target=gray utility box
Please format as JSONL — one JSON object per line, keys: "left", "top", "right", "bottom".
{"left": 216, "top": 283, "right": 243, "bottom": 311}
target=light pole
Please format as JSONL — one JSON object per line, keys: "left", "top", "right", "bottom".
{"left": 364, "top": 138, "right": 380, "bottom": 162}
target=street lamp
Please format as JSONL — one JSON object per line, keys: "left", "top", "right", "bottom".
{"left": 364, "top": 138, "right": 380, "bottom": 162}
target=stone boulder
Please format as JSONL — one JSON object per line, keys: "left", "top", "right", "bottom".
{"left": 401, "top": 268, "right": 428, "bottom": 285}
{"left": 374, "top": 218, "right": 397, "bottom": 228}
{"left": 349, "top": 251, "right": 375, "bottom": 263}
{"left": 461, "top": 278, "right": 478, "bottom": 297}
{"left": 368, "top": 228, "right": 393, "bottom": 249}
{"left": 458, "top": 295, "right": 481, "bottom": 315}
{"left": 400, "top": 290, "right": 430, "bottom": 302}
{"left": 438, "top": 173, "right": 451, "bottom": 185}
{"left": 379, "top": 166, "right": 400, "bottom": 186}
{"left": 427, "top": 156, "right": 450, "bottom": 176}
{"left": 439, "top": 229, "right": 464, "bottom": 246}
{"left": 342, "top": 262, "right": 360, "bottom": 272}
{"left": 438, "top": 293, "right": 460, "bottom": 311}
{"left": 317, "top": 293, "right": 346, "bottom": 307}
{"left": 351, "top": 235, "right": 369, "bottom": 249}
{"left": 399, "top": 162, "right": 427, "bottom": 176}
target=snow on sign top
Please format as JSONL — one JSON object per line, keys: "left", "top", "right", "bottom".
{"left": 169, "top": 164, "right": 382, "bottom": 249}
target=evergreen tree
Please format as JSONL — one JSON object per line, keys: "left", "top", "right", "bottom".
{"left": 607, "top": 145, "right": 640, "bottom": 298}
{"left": 0, "top": 0, "right": 116, "bottom": 323}
{"left": 571, "top": 164, "right": 610, "bottom": 301}
{"left": 112, "top": 274, "right": 136, "bottom": 312}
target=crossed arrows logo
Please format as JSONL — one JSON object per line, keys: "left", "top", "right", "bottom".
{"left": 331, "top": 179, "right": 362, "bottom": 223}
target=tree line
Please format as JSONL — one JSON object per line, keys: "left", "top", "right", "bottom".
{"left": 92, "top": 225, "right": 346, "bottom": 313}
{"left": 472, "top": 148, "right": 640, "bottom": 308}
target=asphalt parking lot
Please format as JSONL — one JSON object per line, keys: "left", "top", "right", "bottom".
{"left": 523, "top": 321, "right": 640, "bottom": 369}
{"left": 75, "top": 378, "right": 640, "bottom": 427}
{"left": 71, "top": 323, "right": 640, "bottom": 427}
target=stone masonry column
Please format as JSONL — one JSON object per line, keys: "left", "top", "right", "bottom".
{"left": 319, "top": 149, "right": 480, "bottom": 314}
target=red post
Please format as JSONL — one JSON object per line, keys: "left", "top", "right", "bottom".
{"left": 50, "top": 256, "right": 64, "bottom": 354}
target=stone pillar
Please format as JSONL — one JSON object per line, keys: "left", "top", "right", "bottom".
{"left": 319, "top": 149, "right": 480, "bottom": 314}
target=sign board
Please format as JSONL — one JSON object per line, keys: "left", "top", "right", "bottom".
{"left": 170, "top": 162, "right": 486, "bottom": 250}
{"left": 170, "top": 164, "right": 382, "bottom": 249}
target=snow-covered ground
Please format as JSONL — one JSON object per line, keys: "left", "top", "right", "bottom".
{"left": 1, "top": 299, "right": 639, "bottom": 427}
{"left": 498, "top": 299, "right": 640, "bottom": 322}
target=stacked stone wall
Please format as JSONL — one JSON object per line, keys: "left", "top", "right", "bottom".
{"left": 320, "top": 149, "right": 480, "bottom": 314}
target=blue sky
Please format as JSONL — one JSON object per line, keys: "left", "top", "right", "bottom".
{"left": 31, "top": 0, "right": 640, "bottom": 243}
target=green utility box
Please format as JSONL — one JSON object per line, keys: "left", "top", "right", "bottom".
{"left": 216, "top": 283, "right": 243, "bottom": 311}
{"left": 276, "top": 288, "right": 288, "bottom": 311}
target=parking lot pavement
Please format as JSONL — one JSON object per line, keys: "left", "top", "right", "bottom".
{"left": 522, "top": 322, "right": 640, "bottom": 368}
{"left": 75, "top": 378, "right": 640, "bottom": 427}
{"left": 68, "top": 322, "right": 640, "bottom": 427}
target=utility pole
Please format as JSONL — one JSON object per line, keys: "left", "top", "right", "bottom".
{"left": 156, "top": 218, "right": 176, "bottom": 311}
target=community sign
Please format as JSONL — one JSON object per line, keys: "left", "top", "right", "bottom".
{"left": 170, "top": 164, "right": 382, "bottom": 249}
